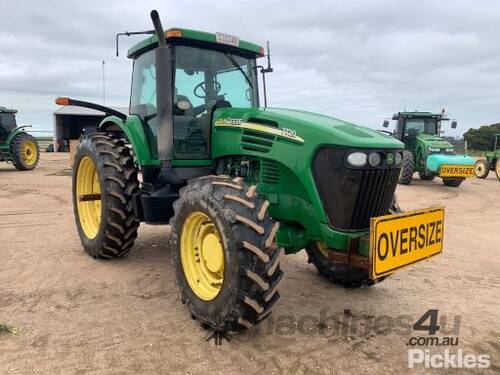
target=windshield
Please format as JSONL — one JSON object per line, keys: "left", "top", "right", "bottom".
{"left": 129, "top": 45, "right": 259, "bottom": 160}
{"left": 174, "top": 45, "right": 258, "bottom": 109}
{"left": 404, "top": 118, "right": 438, "bottom": 136}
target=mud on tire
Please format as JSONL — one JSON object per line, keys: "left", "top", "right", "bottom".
{"left": 72, "top": 133, "right": 140, "bottom": 258}
{"left": 170, "top": 175, "right": 283, "bottom": 332}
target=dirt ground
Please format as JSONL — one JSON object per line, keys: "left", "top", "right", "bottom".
{"left": 0, "top": 153, "right": 498, "bottom": 374}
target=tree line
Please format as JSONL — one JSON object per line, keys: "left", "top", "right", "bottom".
{"left": 463, "top": 123, "right": 500, "bottom": 151}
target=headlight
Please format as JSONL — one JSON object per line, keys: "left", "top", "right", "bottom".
{"left": 428, "top": 147, "right": 440, "bottom": 153}
{"left": 394, "top": 151, "right": 402, "bottom": 165}
{"left": 445, "top": 148, "right": 454, "bottom": 153}
{"left": 368, "top": 152, "right": 382, "bottom": 167}
{"left": 347, "top": 152, "right": 367, "bottom": 167}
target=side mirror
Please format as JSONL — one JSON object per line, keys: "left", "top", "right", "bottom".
{"left": 451, "top": 120, "right": 457, "bottom": 129}
{"left": 383, "top": 119, "right": 390, "bottom": 128}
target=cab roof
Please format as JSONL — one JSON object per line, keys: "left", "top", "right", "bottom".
{"left": 0, "top": 106, "right": 17, "bottom": 114}
{"left": 127, "top": 27, "right": 264, "bottom": 59}
{"left": 393, "top": 111, "right": 448, "bottom": 121}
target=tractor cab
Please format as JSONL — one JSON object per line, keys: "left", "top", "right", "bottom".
{"left": 0, "top": 107, "right": 18, "bottom": 142}
{"left": 128, "top": 29, "right": 263, "bottom": 161}
{"left": 384, "top": 111, "right": 457, "bottom": 151}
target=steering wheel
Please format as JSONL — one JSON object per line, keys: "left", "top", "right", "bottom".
{"left": 194, "top": 81, "right": 222, "bottom": 98}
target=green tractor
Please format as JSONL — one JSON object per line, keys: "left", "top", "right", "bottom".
{"left": 475, "top": 134, "right": 500, "bottom": 180}
{"left": 383, "top": 111, "right": 475, "bottom": 187}
{"left": 56, "top": 11, "right": 445, "bottom": 333}
{"left": 0, "top": 106, "right": 40, "bottom": 170}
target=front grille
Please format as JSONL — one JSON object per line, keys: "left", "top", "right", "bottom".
{"left": 313, "top": 147, "right": 400, "bottom": 230}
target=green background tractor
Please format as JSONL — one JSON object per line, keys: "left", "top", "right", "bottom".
{"left": 56, "top": 11, "right": 444, "bottom": 333}
{"left": 383, "top": 111, "right": 475, "bottom": 187}
{"left": 0, "top": 106, "right": 40, "bottom": 170}
{"left": 475, "top": 134, "right": 500, "bottom": 180}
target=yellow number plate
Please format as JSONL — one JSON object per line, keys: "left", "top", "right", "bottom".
{"left": 439, "top": 165, "right": 475, "bottom": 178}
{"left": 370, "top": 207, "right": 444, "bottom": 279}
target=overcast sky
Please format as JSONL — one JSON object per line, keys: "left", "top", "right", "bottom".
{"left": 2, "top": 0, "right": 500, "bottom": 137}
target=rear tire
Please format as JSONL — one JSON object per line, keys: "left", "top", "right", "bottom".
{"left": 72, "top": 133, "right": 140, "bottom": 258}
{"left": 442, "top": 178, "right": 463, "bottom": 187}
{"left": 170, "top": 175, "right": 283, "bottom": 332}
{"left": 474, "top": 159, "right": 489, "bottom": 179}
{"left": 11, "top": 132, "right": 39, "bottom": 171}
{"left": 398, "top": 151, "right": 414, "bottom": 185}
{"left": 418, "top": 171, "right": 435, "bottom": 181}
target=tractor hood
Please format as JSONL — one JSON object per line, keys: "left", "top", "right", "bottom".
{"left": 213, "top": 107, "right": 404, "bottom": 149}
{"left": 416, "top": 133, "right": 453, "bottom": 149}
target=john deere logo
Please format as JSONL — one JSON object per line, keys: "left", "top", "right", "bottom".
{"left": 386, "top": 153, "right": 394, "bottom": 165}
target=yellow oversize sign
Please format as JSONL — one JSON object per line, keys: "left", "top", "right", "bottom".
{"left": 370, "top": 207, "right": 445, "bottom": 279}
{"left": 439, "top": 165, "right": 475, "bottom": 178}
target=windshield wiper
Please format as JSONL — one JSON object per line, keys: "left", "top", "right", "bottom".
{"left": 223, "top": 52, "right": 253, "bottom": 89}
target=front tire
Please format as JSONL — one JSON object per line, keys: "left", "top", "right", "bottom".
{"left": 72, "top": 133, "right": 140, "bottom": 258}
{"left": 11, "top": 132, "right": 39, "bottom": 170}
{"left": 418, "top": 171, "right": 435, "bottom": 181}
{"left": 306, "top": 198, "right": 402, "bottom": 287}
{"left": 495, "top": 160, "right": 500, "bottom": 181}
{"left": 398, "top": 151, "right": 414, "bottom": 185}
{"left": 474, "top": 159, "right": 489, "bottom": 179}
{"left": 442, "top": 178, "right": 463, "bottom": 188}
{"left": 170, "top": 176, "right": 283, "bottom": 332}
{"left": 305, "top": 241, "right": 372, "bottom": 287}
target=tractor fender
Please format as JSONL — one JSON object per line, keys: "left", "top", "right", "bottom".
{"left": 5, "top": 126, "right": 32, "bottom": 146}
{"left": 99, "top": 115, "right": 156, "bottom": 165}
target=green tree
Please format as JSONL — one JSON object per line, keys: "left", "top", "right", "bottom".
{"left": 463, "top": 123, "right": 500, "bottom": 151}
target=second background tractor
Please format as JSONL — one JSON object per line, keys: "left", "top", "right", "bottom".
{"left": 474, "top": 134, "right": 500, "bottom": 180}
{"left": 383, "top": 111, "right": 475, "bottom": 187}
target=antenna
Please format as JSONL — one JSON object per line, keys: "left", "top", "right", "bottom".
{"left": 255, "top": 41, "right": 274, "bottom": 108}
{"left": 102, "top": 60, "right": 106, "bottom": 105}
{"left": 264, "top": 41, "right": 273, "bottom": 73}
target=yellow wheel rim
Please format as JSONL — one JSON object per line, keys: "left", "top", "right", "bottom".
{"left": 475, "top": 160, "right": 486, "bottom": 177}
{"left": 21, "top": 140, "right": 37, "bottom": 166}
{"left": 180, "top": 211, "right": 225, "bottom": 301}
{"left": 496, "top": 161, "right": 500, "bottom": 178}
{"left": 76, "top": 156, "right": 101, "bottom": 239}
{"left": 316, "top": 241, "right": 331, "bottom": 258}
